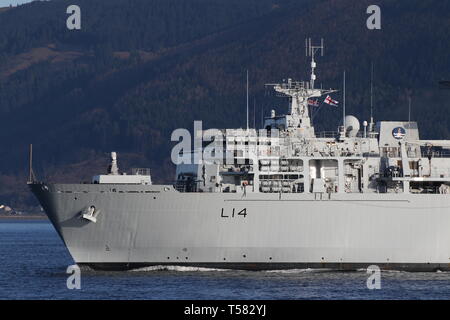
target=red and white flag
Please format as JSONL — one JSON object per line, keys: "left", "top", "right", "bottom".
{"left": 324, "top": 95, "right": 339, "bottom": 106}
{"left": 307, "top": 99, "right": 319, "bottom": 107}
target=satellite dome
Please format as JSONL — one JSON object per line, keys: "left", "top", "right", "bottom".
{"left": 345, "top": 115, "right": 360, "bottom": 137}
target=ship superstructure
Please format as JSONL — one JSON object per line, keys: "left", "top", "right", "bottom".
{"left": 174, "top": 40, "right": 448, "bottom": 198}
{"left": 29, "top": 40, "right": 450, "bottom": 271}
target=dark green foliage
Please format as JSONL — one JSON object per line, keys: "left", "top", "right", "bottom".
{"left": 0, "top": 0, "right": 449, "bottom": 209}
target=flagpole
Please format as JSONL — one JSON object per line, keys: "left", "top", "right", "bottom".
{"left": 246, "top": 69, "right": 249, "bottom": 131}
{"left": 370, "top": 62, "right": 374, "bottom": 131}
{"left": 261, "top": 106, "right": 264, "bottom": 128}
{"left": 343, "top": 71, "right": 346, "bottom": 131}
{"left": 408, "top": 96, "right": 411, "bottom": 124}
{"left": 253, "top": 98, "right": 256, "bottom": 129}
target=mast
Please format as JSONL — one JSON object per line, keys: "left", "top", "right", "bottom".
{"left": 246, "top": 69, "right": 249, "bottom": 131}
{"left": 261, "top": 105, "right": 264, "bottom": 128}
{"left": 28, "top": 144, "right": 36, "bottom": 184}
{"left": 408, "top": 95, "right": 411, "bottom": 125}
{"left": 406, "top": 95, "right": 412, "bottom": 140}
{"left": 264, "top": 39, "right": 337, "bottom": 137}
{"left": 343, "top": 71, "right": 346, "bottom": 130}
{"left": 253, "top": 98, "right": 256, "bottom": 129}
{"left": 306, "top": 38, "right": 324, "bottom": 90}
{"left": 370, "top": 62, "right": 374, "bottom": 131}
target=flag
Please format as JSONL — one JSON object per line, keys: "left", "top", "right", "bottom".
{"left": 307, "top": 99, "right": 319, "bottom": 107}
{"left": 324, "top": 95, "right": 339, "bottom": 106}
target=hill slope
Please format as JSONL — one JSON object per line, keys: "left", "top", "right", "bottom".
{"left": 1, "top": 0, "right": 450, "bottom": 210}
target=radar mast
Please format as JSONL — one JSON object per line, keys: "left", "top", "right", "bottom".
{"left": 265, "top": 39, "right": 337, "bottom": 137}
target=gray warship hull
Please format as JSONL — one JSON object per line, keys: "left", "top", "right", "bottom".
{"left": 30, "top": 183, "right": 450, "bottom": 271}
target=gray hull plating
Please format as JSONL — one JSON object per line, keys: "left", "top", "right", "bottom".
{"left": 30, "top": 183, "right": 450, "bottom": 271}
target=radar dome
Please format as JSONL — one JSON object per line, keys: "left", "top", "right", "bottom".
{"left": 344, "top": 115, "right": 360, "bottom": 137}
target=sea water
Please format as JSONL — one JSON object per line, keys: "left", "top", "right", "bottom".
{"left": 0, "top": 220, "right": 449, "bottom": 300}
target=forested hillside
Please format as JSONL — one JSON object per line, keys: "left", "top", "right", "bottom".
{"left": 0, "top": 0, "right": 449, "bottom": 210}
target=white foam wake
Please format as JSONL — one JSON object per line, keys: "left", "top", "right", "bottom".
{"left": 265, "top": 268, "right": 334, "bottom": 274}
{"left": 130, "top": 265, "right": 229, "bottom": 272}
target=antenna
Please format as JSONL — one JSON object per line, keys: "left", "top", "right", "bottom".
{"left": 370, "top": 62, "right": 374, "bottom": 131}
{"left": 305, "top": 38, "right": 324, "bottom": 89}
{"left": 261, "top": 105, "right": 264, "bottom": 128}
{"left": 408, "top": 95, "right": 411, "bottom": 124}
{"left": 246, "top": 69, "right": 249, "bottom": 131}
{"left": 343, "top": 71, "right": 346, "bottom": 130}
{"left": 253, "top": 98, "right": 256, "bottom": 129}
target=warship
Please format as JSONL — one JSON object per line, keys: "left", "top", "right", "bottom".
{"left": 29, "top": 40, "right": 450, "bottom": 271}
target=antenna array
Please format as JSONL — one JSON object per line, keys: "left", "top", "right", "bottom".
{"left": 305, "top": 38, "right": 324, "bottom": 89}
